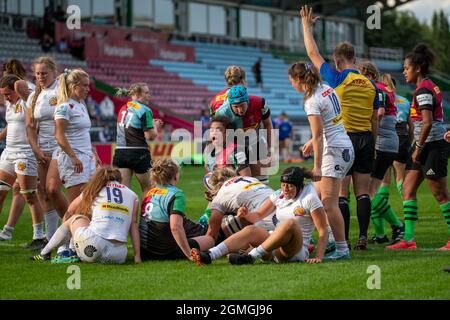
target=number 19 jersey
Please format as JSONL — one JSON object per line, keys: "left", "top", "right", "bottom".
{"left": 89, "top": 181, "right": 138, "bottom": 242}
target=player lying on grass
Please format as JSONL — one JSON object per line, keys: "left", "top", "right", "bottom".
{"left": 191, "top": 167, "right": 331, "bottom": 265}
{"left": 32, "top": 167, "right": 141, "bottom": 264}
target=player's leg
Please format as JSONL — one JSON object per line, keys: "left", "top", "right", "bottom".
{"left": 339, "top": 175, "right": 352, "bottom": 243}
{"left": 0, "top": 181, "right": 25, "bottom": 241}
{"left": 135, "top": 171, "right": 152, "bottom": 194}
{"left": 37, "top": 157, "right": 59, "bottom": 241}
{"left": 352, "top": 171, "right": 371, "bottom": 249}
{"left": 46, "top": 159, "right": 68, "bottom": 219}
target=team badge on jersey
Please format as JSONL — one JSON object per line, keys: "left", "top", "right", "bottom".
{"left": 294, "top": 206, "right": 305, "bottom": 216}
{"left": 49, "top": 97, "right": 57, "bottom": 106}
{"left": 17, "top": 162, "right": 26, "bottom": 171}
{"left": 14, "top": 104, "right": 22, "bottom": 113}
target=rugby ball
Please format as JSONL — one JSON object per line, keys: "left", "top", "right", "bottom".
{"left": 203, "top": 172, "right": 213, "bottom": 190}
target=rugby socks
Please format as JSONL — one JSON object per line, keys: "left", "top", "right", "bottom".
{"left": 40, "top": 224, "right": 71, "bottom": 256}
{"left": 339, "top": 197, "right": 351, "bottom": 240}
{"left": 371, "top": 194, "right": 386, "bottom": 237}
{"left": 45, "top": 210, "right": 60, "bottom": 241}
{"left": 33, "top": 222, "right": 45, "bottom": 240}
{"left": 378, "top": 185, "right": 390, "bottom": 201}
{"left": 208, "top": 242, "right": 229, "bottom": 260}
{"left": 440, "top": 202, "right": 450, "bottom": 234}
{"left": 335, "top": 241, "right": 349, "bottom": 254}
{"left": 396, "top": 180, "right": 403, "bottom": 197}
{"left": 356, "top": 194, "right": 371, "bottom": 238}
{"left": 248, "top": 245, "right": 267, "bottom": 260}
{"left": 403, "top": 200, "right": 418, "bottom": 241}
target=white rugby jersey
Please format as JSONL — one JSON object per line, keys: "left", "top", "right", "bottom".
{"left": 26, "top": 80, "right": 58, "bottom": 152}
{"left": 27, "top": 81, "right": 35, "bottom": 93}
{"left": 89, "top": 181, "right": 138, "bottom": 243}
{"left": 211, "top": 176, "right": 275, "bottom": 229}
{"left": 54, "top": 98, "right": 92, "bottom": 155}
{"left": 5, "top": 99, "right": 32, "bottom": 153}
{"left": 304, "top": 84, "right": 352, "bottom": 148}
{"left": 269, "top": 184, "right": 323, "bottom": 252}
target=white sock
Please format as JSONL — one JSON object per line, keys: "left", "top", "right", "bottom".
{"left": 69, "top": 237, "right": 75, "bottom": 251}
{"left": 45, "top": 210, "right": 60, "bottom": 241}
{"left": 249, "top": 245, "right": 267, "bottom": 260}
{"left": 208, "top": 242, "right": 229, "bottom": 260}
{"left": 40, "top": 224, "right": 71, "bottom": 256}
{"left": 327, "top": 225, "right": 335, "bottom": 242}
{"left": 335, "top": 241, "right": 349, "bottom": 254}
{"left": 2, "top": 225, "right": 14, "bottom": 235}
{"left": 33, "top": 222, "right": 45, "bottom": 240}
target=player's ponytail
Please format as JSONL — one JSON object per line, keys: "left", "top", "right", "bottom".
{"left": 75, "top": 166, "right": 122, "bottom": 217}
{"left": 57, "top": 68, "right": 89, "bottom": 105}
{"left": 405, "top": 43, "right": 436, "bottom": 76}
{"left": 2, "top": 59, "right": 27, "bottom": 80}
{"left": 115, "top": 82, "right": 148, "bottom": 100}
{"left": 381, "top": 73, "right": 396, "bottom": 92}
{"left": 288, "top": 62, "right": 321, "bottom": 101}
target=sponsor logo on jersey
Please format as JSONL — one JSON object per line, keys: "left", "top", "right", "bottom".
{"left": 100, "top": 202, "right": 130, "bottom": 214}
{"left": 215, "top": 92, "right": 228, "bottom": 102}
{"left": 14, "top": 104, "right": 22, "bottom": 113}
{"left": 294, "top": 206, "right": 305, "bottom": 216}
{"left": 347, "top": 78, "right": 371, "bottom": 88}
{"left": 107, "top": 182, "right": 125, "bottom": 189}
{"left": 49, "top": 97, "right": 58, "bottom": 106}
{"left": 147, "top": 188, "right": 169, "bottom": 196}
{"left": 321, "top": 88, "right": 334, "bottom": 97}
{"left": 332, "top": 114, "right": 343, "bottom": 125}
{"left": 127, "top": 101, "right": 142, "bottom": 110}
{"left": 243, "top": 182, "right": 264, "bottom": 190}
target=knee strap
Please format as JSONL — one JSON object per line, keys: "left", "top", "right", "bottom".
{"left": 0, "top": 180, "right": 12, "bottom": 192}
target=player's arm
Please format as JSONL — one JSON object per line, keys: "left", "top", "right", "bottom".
{"left": 307, "top": 206, "right": 328, "bottom": 263}
{"left": 0, "top": 126, "right": 7, "bottom": 141}
{"left": 130, "top": 197, "right": 141, "bottom": 264}
{"left": 168, "top": 192, "right": 192, "bottom": 260}
{"left": 205, "top": 208, "right": 224, "bottom": 241}
{"left": 308, "top": 115, "right": 323, "bottom": 181}
{"left": 142, "top": 109, "right": 163, "bottom": 143}
{"left": 237, "top": 198, "right": 275, "bottom": 224}
{"left": 62, "top": 195, "right": 83, "bottom": 221}
{"left": 262, "top": 113, "right": 273, "bottom": 153}
{"left": 26, "top": 99, "right": 49, "bottom": 165}
{"left": 300, "top": 5, "right": 325, "bottom": 71}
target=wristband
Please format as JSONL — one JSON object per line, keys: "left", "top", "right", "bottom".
{"left": 415, "top": 141, "right": 423, "bottom": 149}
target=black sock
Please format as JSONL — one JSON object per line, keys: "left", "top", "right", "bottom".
{"left": 339, "top": 197, "right": 350, "bottom": 241}
{"left": 356, "top": 194, "right": 371, "bottom": 238}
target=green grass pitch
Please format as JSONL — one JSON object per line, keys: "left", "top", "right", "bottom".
{"left": 0, "top": 161, "right": 449, "bottom": 300}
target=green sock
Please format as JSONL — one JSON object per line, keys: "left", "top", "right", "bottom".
{"left": 371, "top": 194, "right": 386, "bottom": 237}
{"left": 439, "top": 202, "right": 450, "bottom": 234}
{"left": 396, "top": 180, "right": 403, "bottom": 197}
{"left": 403, "top": 200, "right": 418, "bottom": 241}
{"left": 378, "top": 185, "right": 390, "bottom": 201}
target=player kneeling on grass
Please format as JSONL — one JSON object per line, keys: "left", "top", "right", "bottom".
{"left": 139, "top": 159, "right": 213, "bottom": 260}
{"left": 191, "top": 167, "right": 331, "bottom": 265}
{"left": 32, "top": 167, "right": 141, "bottom": 264}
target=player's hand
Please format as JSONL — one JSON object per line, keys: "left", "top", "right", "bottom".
{"left": 154, "top": 119, "right": 164, "bottom": 131}
{"left": 35, "top": 149, "right": 50, "bottom": 166}
{"left": 377, "top": 107, "right": 385, "bottom": 121}
{"left": 306, "top": 258, "right": 322, "bottom": 264}
{"left": 444, "top": 131, "right": 450, "bottom": 143}
{"left": 134, "top": 256, "right": 142, "bottom": 264}
{"left": 301, "top": 140, "right": 313, "bottom": 157}
{"left": 300, "top": 5, "right": 320, "bottom": 28}
{"left": 411, "top": 147, "right": 420, "bottom": 164}
{"left": 70, "top": 155, "right": 84, "bottom": 173}
{"left": 237, "top": 206, "right": 249, "bottom": 219}
{"left": 312, "top": 166, "right": 322, "bottom": 182}
{"left": 94, "top": 154, "right": 102, "bottom": 168}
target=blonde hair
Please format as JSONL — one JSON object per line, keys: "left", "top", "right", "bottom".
{"left": 30, "top": 56, "right": 58, "bottom": 122}
{"left": 57, "top": 68, "right": 89, "bottom": 105}
{"left": 76, "top": 167, "right": 122, "bottom": 217}
{"left": 359, "top": 61, "right": 380, "bottom": 82}
{"left": 115, "top": 82, "right": 148, "bottom": 99}
{"left": 224, "top": 66, "right": 247, "bottom": 87}
{"left": 381, "top": 73, "right": 396, "bottom": 91}
{"left": 204, "top": 167, "right": 237, "bottom": 201}
{"left": 2, "top": 59, "right": 26, "bottom": 80}
{"left": 150, "top": 159, "right": 179, "bottom": 185}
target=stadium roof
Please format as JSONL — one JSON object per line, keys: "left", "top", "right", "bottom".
{"left": 225, "top": 0, "right": 416, "bottom": 19}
